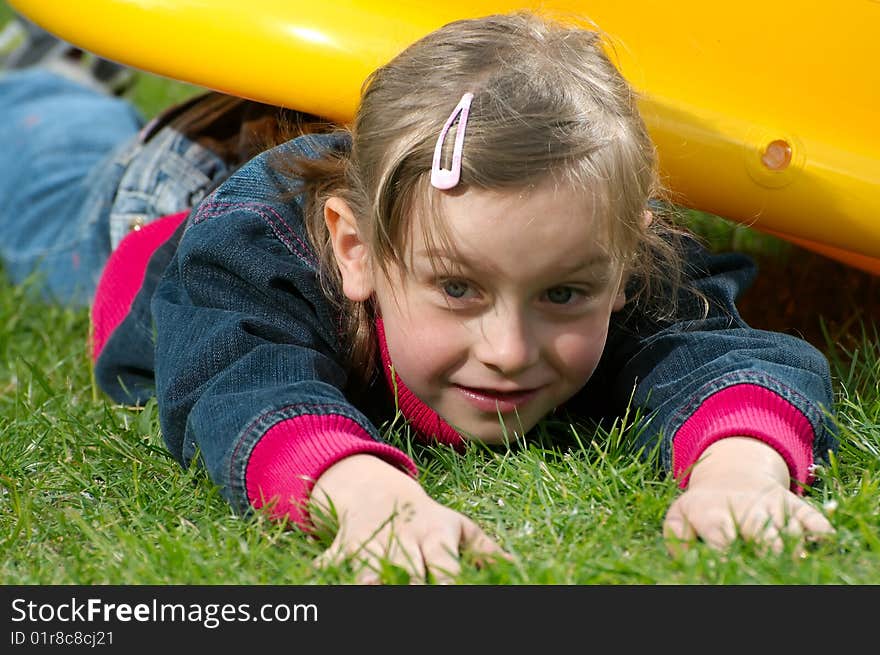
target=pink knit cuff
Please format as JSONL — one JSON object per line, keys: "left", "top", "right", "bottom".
{"left": 245, "top": 413, "right": 418, "bottom": 529}
{"left": 90, "top": 210, "right": 189, "bottom": 361}
{"left": 672, "top": 383, "right": 815, "bottom": 493}
{"left": 375, "top": 318, "right": 465, "bottom": 449}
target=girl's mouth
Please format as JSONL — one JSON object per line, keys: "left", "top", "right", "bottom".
{"left": 453, "top": 384, "right": 541, "bottom": 413}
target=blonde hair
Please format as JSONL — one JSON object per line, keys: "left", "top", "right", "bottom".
{"left": 285, "top": 11, "right": 685, "bottom": 385}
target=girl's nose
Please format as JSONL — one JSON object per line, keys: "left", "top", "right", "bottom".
{"left": 473, "top": 309, "right": 539, "bottom": 375}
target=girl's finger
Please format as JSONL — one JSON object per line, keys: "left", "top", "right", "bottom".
{"left": 663, "top": 503, "right": 697, "bottom": 542}
{"left": 459, "top": 518, "right": 512, "bottom": 567}
{"left": 794, "top": 503, "right": 835, "bottom": 536}
{"left": 420, "top": 539, "right": 462, "bottom": 585}
{"left": 352, "top": 543, "right": 396, "bottom": 585}
{"left": 384, "top": 537, "right": 427, "bottom": 584}
{"left": 696, "top": 513, "right": 737, "bottom": 551}
{"left": 662, "top": 501, "right": 698, "bottom": 555}
{"left": 354, "top": 559, "right": 384, "bottom": 585}
{"left": 783, "top": 514, "right": 806, "bottom": 540}
{"left": 756, "top": 520, "right": 786, "bottom": 555}
{"left": 312, "top": 539, "right": 345, "bottom": 571}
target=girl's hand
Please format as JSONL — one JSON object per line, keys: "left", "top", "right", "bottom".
{"left": 663, "top": 437, "right": 835, "bottom": 554}
{"left": 310, "top": 454, "right": 510, "bottom": 584}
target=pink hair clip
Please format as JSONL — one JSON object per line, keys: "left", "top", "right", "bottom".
{"left": 430, "top": 92, "right": 474, "bottom": 190}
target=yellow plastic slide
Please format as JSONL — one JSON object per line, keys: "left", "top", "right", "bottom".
{"left": 10, "top": 0, "right": 880, "bottom": 273}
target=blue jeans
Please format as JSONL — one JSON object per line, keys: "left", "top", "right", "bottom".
{"left": 0, "top": 69, "right": 231, "bottom": 306}
{"left": 0, "top": 69, "right": 142, "bottom": 306}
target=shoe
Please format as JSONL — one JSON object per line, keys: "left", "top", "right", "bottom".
{"left": 89, "top": 56, "right": 136, "bottom": 96}
{"left": 1, "top": 16, "right": 136, "bottom": 96}
{"left": 0, "top": 17, "right": 81, "bottom": 69}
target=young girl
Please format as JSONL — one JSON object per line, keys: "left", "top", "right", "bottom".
{"left": 2, "top": 11, "right": 838, "bottom": 583}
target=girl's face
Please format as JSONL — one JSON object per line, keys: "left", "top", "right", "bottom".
{"left": 331, "top": 180, "right": 627, "bottom": 444}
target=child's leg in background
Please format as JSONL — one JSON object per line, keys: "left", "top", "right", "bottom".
{"left": 0, "top": 68, "right": 143, "bottom": 306}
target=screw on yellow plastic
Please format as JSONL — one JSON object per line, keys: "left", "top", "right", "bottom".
{"left": 744, "top": 131, "right": 804, "bottom": 189}
{"left": 761, "top": 139, "right": 792, "bottom": 171}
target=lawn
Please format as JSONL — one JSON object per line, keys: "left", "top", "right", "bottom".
{"left": 1, "top": 1, "right": 879, "bottom": 585}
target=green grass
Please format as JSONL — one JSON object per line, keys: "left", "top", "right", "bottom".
{"left": 1, "top": 270, "right": 878, "bottom": 584}
{"left": 2, "top": 3, "right": 879, "bottom": 584}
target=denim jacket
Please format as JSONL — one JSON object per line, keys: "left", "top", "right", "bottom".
{"left": 94, "top": 132, "right": 839, "bottom": 519}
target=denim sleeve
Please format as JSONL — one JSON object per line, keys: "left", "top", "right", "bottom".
{"left": 580, "top": 236, "right": 839, "bottom": 474}
{"left": 149, "top": 181, "right": 381, "bottom": 515}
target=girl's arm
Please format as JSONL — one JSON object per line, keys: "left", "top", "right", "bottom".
{"left": 141, "top": 141, "right": 417, "bottom": 529}
{"left": 310, "top": 454, "right": 508, "bottom": 583}
{"left": 151, "top": 207, "right": 509, "bottom": 578}
{"left": 583, "top": 235, "right": 838, "bottom": 550}
{"left": 663, "top": 436, "right": 834, "bottom": 552}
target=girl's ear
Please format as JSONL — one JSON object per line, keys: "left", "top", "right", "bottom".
{"left": 324, "top": 196, "right": 374, "bottom": 301}
{"left": 612, "top": 267, "right": 628, "bottom": 313}
{"left": 612, "top": 284, "right": 627, "bottom": 312}
{"left": 610, "top": 210, "right": 652, "bottom": 313}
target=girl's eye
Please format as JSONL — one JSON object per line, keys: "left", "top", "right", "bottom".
{"left": 441, "top": 280, "right": 471, "bottom": 299}
{"left": 544, "top": 286, "right": 578, "bottom": 304}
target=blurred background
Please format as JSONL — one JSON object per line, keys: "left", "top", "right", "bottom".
{"left": 1, "top": 0, "right": 877, "bottom": 354}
